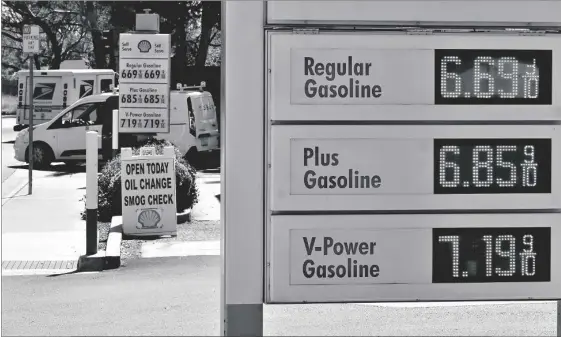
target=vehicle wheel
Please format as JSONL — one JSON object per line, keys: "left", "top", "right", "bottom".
{"left": 185, "top": 147, "right": 200, "bottom": 169}
{"left": 63, "top": 161, "right": 78, "bottom": 167}
{"left": 27, "top": 143, "right": 54, "bottom": 169}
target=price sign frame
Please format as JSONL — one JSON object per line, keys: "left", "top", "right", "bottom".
{"left": 118, "top": 33, "right": 171, "bottom": 133}
{"left": 268, "top": 31, "right": 561, "bottom": 121}
{"left": 267, "top": 213, "right": 561, "bottom": 303}
{"left": 266, "top": 1, "right": 561, "bottom": 27}
{"left": 269, "top": 124, "right": 561, "bottom": 211}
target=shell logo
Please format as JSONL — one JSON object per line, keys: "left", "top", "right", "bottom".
{"left": 138, "top": 40, "right": 152, "bottom": 53}
{"left": 136, "top": 208, "right": 162, "bottom": 229}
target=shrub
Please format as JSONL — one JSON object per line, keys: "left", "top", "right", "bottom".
{"left": 81, "top": 138, "right": 199, "bottom": 222}
{"left": 1, "top": 95, "right": 17, "bottom": 115}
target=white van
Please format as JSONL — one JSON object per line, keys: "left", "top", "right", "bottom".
{"left": 14, "top": 68, "right": 115, "bottom": 131}
{"left": 13, "top": 85, "right": 219, "bottom": 168}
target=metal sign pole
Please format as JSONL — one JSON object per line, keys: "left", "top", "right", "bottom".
{"left": 221, "top": 2, "right": 264, "bottom": 335}
{"left": 28, "top": 56, "right": 33, "bottom": 195}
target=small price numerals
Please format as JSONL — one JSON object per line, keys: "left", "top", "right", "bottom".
{"left": 120, "top": 69, "right": 166, "bottom": 80}
{"left": 120, "top": 94, "right": 165, "bottom": 105}
{"left": 120, "top": 118, "right": 166, "bottom": 129}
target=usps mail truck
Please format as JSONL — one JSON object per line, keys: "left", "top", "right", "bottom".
{"left": 14, "top": 68, "right": 115, "bottom": 131}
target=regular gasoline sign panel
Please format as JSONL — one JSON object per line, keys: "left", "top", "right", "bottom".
{"left": 268, "top": 32, "right": 561, "bottom": 121}
{"left": 269, "top": 124, "right": 561, "bottom": 211}
{"left": 267, "top": 213, "right": 561, "bottom": 303}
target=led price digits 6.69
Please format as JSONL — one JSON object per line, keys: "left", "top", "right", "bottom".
{"left": 120, "top": 69, "right": 166, "bottom": 80}
{"left": 434, "top": 49, "right": 552, "bottom": 105}
{"left": 120, "top": 94, "right": 165, "bottom": 104}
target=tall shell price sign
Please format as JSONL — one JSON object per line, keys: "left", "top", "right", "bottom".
{"left": 119, "top": 33, "right": 171, "bottom": 133}
{"left": 121, "top": 146, "right": 177, "bottom": 236}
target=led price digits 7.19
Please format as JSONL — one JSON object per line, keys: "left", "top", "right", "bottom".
{"left": 438, "top": 234, "right": 537, "bottom": 278}
{"left": 120, "top": 94, "right": 165, "bottom": 104}
{"left": 120, "top": 118, "right": 166, "bottom": 129}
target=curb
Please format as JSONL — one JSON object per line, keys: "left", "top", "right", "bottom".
{"left": 77, "top": 209, "right": 191, "bottom": 272}
{"left": 77, "top": 251, "right": 106, "bottom": 272}
{"left": 106, "top": 216, "right": 123, "bottom": 269}
{"left": 77, "top": 218, "right": 123, "bottom": 272}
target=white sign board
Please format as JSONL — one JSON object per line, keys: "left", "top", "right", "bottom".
{"left": 266, "top": 1, "right": 561, "bottom": 26}
{"left": 269, "top": 32, "right": 561, "bottom": 121}
{"left": 22, "top": 25, "right": 40, "bottom": 54}
{"left": 271, "top": 124, "right": 561, "bottom": 211}
{"left": 268, "top": 213, "right": 561, "bottom": 303}
{"left": 120, "top": 146, "right": 177, "bottom": 236}
{"left": 118, "top": 33, "right": 171, "bottom": 133}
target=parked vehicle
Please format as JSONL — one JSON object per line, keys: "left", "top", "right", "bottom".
{"left": 14, "top": 67, "right": 115, "bottom": 131}
{"left": 13, "top": 83, "right": 219, "bottom": 168}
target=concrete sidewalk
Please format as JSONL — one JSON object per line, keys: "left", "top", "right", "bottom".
{"left": 190, "top": 172, "right": 220, "bottom": 221}
{"left": 1, "top": 167, "right": 87, "bottom": 273}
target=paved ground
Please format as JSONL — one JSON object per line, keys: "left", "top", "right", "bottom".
{"left": 2, "top": 256, "right": 559, "bottom": 336}
{"left": 2, "top": 117, "right": 87, "bottom": 274}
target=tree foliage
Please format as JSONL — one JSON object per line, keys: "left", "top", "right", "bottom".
{"left": 1, "top": 1, "right": 221, "bottom": 82}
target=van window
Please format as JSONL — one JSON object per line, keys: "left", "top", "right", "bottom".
{"left": 79, "top": 80, "right": 94, "bottom": 98}
{"left": 187, "top": 97, "right": 196, "bottom": 137}
{"left": 59, "top": 103, "right": 99, "bottom": 126}
{"left": 100, "top": 79, "right": 112, "bottom": 93}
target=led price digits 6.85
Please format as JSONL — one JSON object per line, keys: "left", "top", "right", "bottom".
{"left": 440, "top": 145, "right": 537, "bottom": 188}
{"left": 120, "top": 94, "right": 165, "bottom": 104}
{"left": 433, "top": 139, "right": 551, "bottom": 194}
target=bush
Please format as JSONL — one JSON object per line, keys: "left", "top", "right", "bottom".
{"left": 1, "top": 95, "right": 17, "bottom": 115}
{"left": 82, "top": 139, "right": 199, "bottom": 222}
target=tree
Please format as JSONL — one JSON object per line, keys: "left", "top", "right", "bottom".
{"left": 1, "top": 1, "right": 96, "bottom": 76}
{"left": 196, "top": 1, "right": 220, "bottom": 68}
{"left": 1, "top": 1, "right": 222, "bottom": 82}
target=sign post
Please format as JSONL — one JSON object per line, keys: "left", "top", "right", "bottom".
{"left": 22, "top": 24, "right": 40, "bottom": 195}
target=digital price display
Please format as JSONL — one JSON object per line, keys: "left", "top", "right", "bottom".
{"left": 435, "top": 49, "right": 552, "bottom": 105}
{"left": 433, "top": 227, "right": 551, "bottom": 283}
{"left": 434, "top": 138, "right": 551, "bottom": 194}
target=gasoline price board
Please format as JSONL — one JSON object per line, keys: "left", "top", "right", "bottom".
{"left": 118, "top": 33, "right": 171, "bottom": 133}
{"left": 265, "top": 31, "right": 561, "bottom": 304}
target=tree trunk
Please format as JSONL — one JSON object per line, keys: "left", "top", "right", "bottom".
{"left": 34, "top": 55, "right": 40, "bottom": 70}
{"left": 196, "top": 2, "right": 219, "bottom": 68}
{"left": 86, "top": 2, "right": 105, "bottom": 69}
{"left": 172, "top": 7, "right": 187, "bottom": 87}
